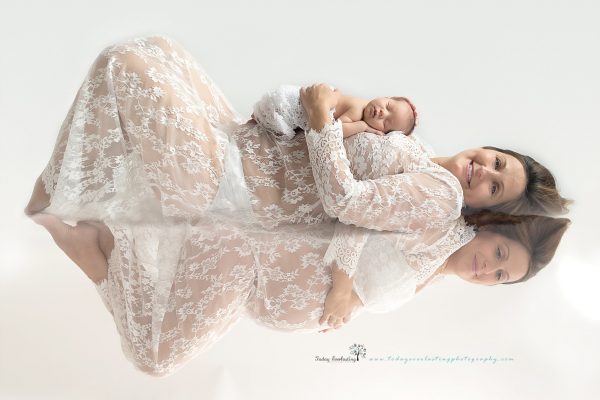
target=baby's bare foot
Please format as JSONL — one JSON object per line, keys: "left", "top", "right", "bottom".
{"left": 31, "top": 214, "right": 109, "bottom": 284}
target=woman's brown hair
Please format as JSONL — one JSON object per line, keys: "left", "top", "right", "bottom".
{"left": 475, "top": 146, "right": 572, "bottom": 216}
{"left": 464, "top": 211, "right": 571, "bottom": 285}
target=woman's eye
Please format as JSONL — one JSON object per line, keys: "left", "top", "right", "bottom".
{"left": 496, "top": 246, "right": 502, "bottom": 260}
{"left": 495, "top": 157, "right": 501, "bottom": 170}
{"left": 496, "top": 270, "right": 503, "bottom": 281}
{"left": 491, "top": 183, "right": 498, "bottom": 196}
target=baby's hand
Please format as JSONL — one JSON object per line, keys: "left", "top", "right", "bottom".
{"left": 363, "top": 124, "right": 385, "bottom": 136}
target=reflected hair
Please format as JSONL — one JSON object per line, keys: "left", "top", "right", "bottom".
{"left": 464, "top": 211, "right": 571, "bottom": 285}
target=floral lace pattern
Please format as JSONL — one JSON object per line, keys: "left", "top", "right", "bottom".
{"left": 38, "top": 35, "right": 475, "bottom": 377}
{"left": 302, "top": 119, "right": 471, "bottom": 280}
{"left": 305, "top": 119, "right": 464, "bottom": 232}
{"left": 252, "top": 84, "right": 309, "bottom": 139}
{"left": 322, "top": 223, "right": 370, "bottom": 277}
{"left": 41, "top": 35, "right": 243, "bottom": 224}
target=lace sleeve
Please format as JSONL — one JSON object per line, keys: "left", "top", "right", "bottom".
{"left": 323, "top": 222, "right": 370, "bottom": 278}
{"left": 351, "top": 233, "right": 417, "bottom": 314}
{"left": 305, "top": 119, "right": 462, "bottom": 232}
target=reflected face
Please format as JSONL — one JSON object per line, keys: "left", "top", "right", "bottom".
{"left": 443, "top": 148, "right": 527, "bottom": 209}
{"left": 446, "top": 230, "right": 530, "bottom": 285}
{"left": 362, "top": 97, "right": 414, "bottom": 133}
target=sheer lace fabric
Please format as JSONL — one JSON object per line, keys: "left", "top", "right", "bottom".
{"left": 252, "top": 84, "right": 309, "bottom": 139}
{"left": 42, "top": 36, "right": 242, "bottom": 224}
{"left": 305, "top": 120, "right": 464, "bottom": 232}
{"left": 305, "top": 123, "right": 470, "bottom": 281}
{"left": 38, "top": 35, "right": 475, "bottom": 377}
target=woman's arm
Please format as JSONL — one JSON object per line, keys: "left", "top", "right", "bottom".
{"left": 300, "top": 85, "right": 462, "bottom": 232}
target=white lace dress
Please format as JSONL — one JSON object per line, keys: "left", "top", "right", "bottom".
{"left": 37, "top": 35, "right": 474, "bottom": 377}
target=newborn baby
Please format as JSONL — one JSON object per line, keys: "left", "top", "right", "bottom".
{"left": 251, "top": 85, "right": 418, "bottom": 140}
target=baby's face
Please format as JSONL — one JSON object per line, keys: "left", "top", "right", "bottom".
{"left": 362, "top": 97, "right": 414, "bottom": 134}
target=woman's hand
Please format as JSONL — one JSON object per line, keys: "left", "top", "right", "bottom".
{"left": 318, "top": 286, "right": 357, "bottom": 332}
{"left": 299, "top": 84, "right": 341, "bottom": 118}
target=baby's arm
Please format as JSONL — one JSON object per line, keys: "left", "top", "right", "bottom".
{"left": 338, "top": 101, "right": 385, "bottom": 137}
{"left": 342, "top": 121, "right": 385, "bottom": 138}
{"left": 342, "top": 121, "right": 369, "bottom": 138}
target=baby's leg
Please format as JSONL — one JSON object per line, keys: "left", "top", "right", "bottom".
{"left": 252, "top": 85, "right": 306, "bottom": 139}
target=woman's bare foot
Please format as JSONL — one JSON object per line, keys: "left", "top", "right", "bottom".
{"left": 30, "top": 214, "right": 110, "bottom": 284}
{"left": 25, "top": 175, "right": 51, "bottom": 216}
{"left": 87, "top": 220, "right": 115, "bottom": 262}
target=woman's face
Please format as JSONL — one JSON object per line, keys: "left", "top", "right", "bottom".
{"left": 444, "top": 148, "right": 527, "bottom": 209}
{"left": 446, "top": 230, "right": 530, "bottom": 285}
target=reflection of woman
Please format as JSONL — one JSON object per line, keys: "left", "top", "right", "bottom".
{"left": 24, "top": 35, "right": 570, "bottom": 376}
{"left": 28, "top": 211, "right": 570, "bottom": 377}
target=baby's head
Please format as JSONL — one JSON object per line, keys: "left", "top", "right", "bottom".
{"left": 362, "top": 96, "right": 417, "bottom": 135}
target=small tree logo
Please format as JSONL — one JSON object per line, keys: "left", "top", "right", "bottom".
{"left": 349, "top": 344, "right": 367, "bottom": 361}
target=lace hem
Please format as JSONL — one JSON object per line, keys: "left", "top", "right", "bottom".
{"left": 322, "top": 223, "right": 370, "bottom": 278}
{"left": 93, "top": 220, "right": 121, "bottom": 315}
{"left": 94, "top": 277, "right": 112, "bottom": 314}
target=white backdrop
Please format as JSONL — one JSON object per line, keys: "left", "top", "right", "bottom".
{"left": 1, "top": 0, "right": 599, "bottom": 399}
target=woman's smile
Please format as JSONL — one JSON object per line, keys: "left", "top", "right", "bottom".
{"left": 466, "top": 160, "right": 473, "bottom": 187}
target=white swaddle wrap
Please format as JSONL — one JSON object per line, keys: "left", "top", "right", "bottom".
{"left": 252, "top": 84, "right": 336, "bottom": 139}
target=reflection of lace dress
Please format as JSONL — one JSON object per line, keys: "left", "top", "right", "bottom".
{"left": 39, "top": 35, "right": 474, "bottom": 377}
